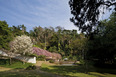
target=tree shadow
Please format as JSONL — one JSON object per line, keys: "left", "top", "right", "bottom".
{"left": 41, "top": 65, "right": 116, "bottom": 77}
{"left": 0, "top": 68, "right": 63, "bottom": 77}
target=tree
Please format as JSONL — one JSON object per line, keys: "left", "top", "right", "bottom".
{"left": 69, "top": 0, "right": 116, "bottom": 34}
{"left": 10, "top": 35, "right": 33, "bottom": 55}
{"left": 11, "top": 25, "right": 24, "bottom": 37}
{"left": 20, "top": 24, "right": 26, "bottom": 33}
{"left": 70, "top": 33, "right": 87, "bottom": 60}
{"left": 0, "top": 21, "right": 13, "bottom": 50}
{"left": 87, "top": 12, "right": 116, "bottom": 64}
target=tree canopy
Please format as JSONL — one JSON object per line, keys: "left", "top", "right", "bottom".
{"left": 69, "top": 0, "right": 116, "bottom": 34}
{"left": 86, "top": 12, "right": 116, "bottom": 64}
{"left": 10, "top": 35, "right": 33, "bottom": 55}
{"left": 0, "top": 21, "right": 13, "bottom": 49}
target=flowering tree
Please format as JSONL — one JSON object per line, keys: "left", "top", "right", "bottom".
{"left": 33, "top": 47, "right": 52, "bottom": 57}
{"left": 33, "top": 47, "right": 62, "bottom": 60}
{"left": 10, "top": 35, "right": 33, "bottom": 55}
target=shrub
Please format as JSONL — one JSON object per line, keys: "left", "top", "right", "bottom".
{"left": 0, "top": 58, "right": 22, "bottom": 65}
{"left": 49, "top": 60, "right": 54, "bottom": 63}
{"left": 29, "top": 54, "right": 38, "bottom": 57}
{"left": 26, "top": 65, "right": 36, "bottom": 70}
{"left": 0, "top": 59, "right": 9, "bottom": 65}
{"left": 37, "top": 55, "right": 45, "bottom": 61}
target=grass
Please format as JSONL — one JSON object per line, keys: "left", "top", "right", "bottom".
{"left": 0, "top": 69, "right": 52, "bottom": 77}
{"left": 1, "top": 59, "right": 116, "bottom": 77}
{"left": 0, "top": 61, "right": 56, "bottom": 77}
{"left": 0, "top": 61, "right": 33, "bottom": 69}
{"left": 40, "top": 63, "right": 116, "bottom": 77}
{"left": 0, "top": 60, "right": 62, "bottom": 77}
{"left": 0, "top": 59, "right": 33, "bottom": 69}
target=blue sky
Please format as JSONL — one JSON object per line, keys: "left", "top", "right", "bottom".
{"left": 0, "top": 0, "right": 113, "bottom": 32}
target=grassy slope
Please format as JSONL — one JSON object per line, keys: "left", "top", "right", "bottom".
{"left": 40, "top": 63, "right": 116, "bottom": 77}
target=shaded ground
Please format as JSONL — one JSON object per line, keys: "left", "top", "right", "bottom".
{"left": 40, "top": 63, "right": 116, "bottom": 77}
{"left": 0, "top": 68, "right": 65, "bottom": 77}
{"left": 1, "top": 61, "right": 116, "bottom": 77}
{"left": 0, "top": 61, "right": 64, "bottom": 77}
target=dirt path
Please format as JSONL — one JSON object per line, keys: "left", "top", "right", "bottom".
{"left": 35, "top": 61, "right": 44, "bottom": 67}
{"left": 0, "top": 67, "right": 12, "bottom": 72}
{"left": 35, "top": 61, "right": 55, "bottom": 66}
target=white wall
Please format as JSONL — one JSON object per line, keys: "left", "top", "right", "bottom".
{"left": 14, "top": 56, "right": 36, "bottom": 63}
{"left": 0, "top": 50, "right": 8, "bottom": 56}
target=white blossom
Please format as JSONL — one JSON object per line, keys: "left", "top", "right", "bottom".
{"left": 10, "top": 35, "right": 33, "bottom": 55}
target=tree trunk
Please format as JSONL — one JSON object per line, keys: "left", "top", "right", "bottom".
{"left": 9, "top": 58, "right": 12, "bottom": 65}
{"left": 44, "top": 35, "right": 46, "bottom": 50}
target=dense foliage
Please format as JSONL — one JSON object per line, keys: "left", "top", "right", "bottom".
{"left": 69, "top": 0, "right": 116, "bottom": 66}
{"left": 0, "top": 21, "right": 28, "bottom": 50}
{"left": 0, "top": 20, "right": 85, "bottom": 60}
{"left": 69, "top": 0, "right": 116, "bottom": 34}
{"left": 0, "top": 21, "right": 13, "bottom": 49}
{"left": 30, "top": 26, "right": 86, "bottom": 59}
{"left": 86, "top": 12, "right": 116, "bottom": 64}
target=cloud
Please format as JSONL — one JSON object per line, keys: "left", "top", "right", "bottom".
{"left": 0, "top": 0, "right": 80, "bottom": 33}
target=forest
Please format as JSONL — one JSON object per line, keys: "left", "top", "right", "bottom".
{"left": 1, "top": 12, "right": 116, "bottom": 66}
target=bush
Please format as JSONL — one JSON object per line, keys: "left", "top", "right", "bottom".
{"left": 68, "top": 55, "right": 77, "bottom": 61}
{"left": 26, "top": 65, "right": 36, "bottom": 70}
{"left": 29, "top": 54, "right": 37, "bottom": 57}
{"left": 29, "top": 54, "right": 45, "bottom": 61}
{"left": 49, "top": 60, "right": 54, "bottom": 63}
{"left": 37, "top": 55, "right": 45, "bottom": 61}
{"left": 0, "top": 59, "right": 9, "bottom": 65}
{"left": 0, "top": 58, "right": 23, "bottom": 65}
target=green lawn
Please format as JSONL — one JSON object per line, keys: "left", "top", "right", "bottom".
{"left": 0, "top": 61, "right": 33, "bottom": 69}
{"left": 0, "top": 60, "right": 62, "bottom": 77}
{"left": 40, "top": 63, "right": 116, "bottom": 77}
{"left": 0, "top": 69, "right": 52, "bottom": 77}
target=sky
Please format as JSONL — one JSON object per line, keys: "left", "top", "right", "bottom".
{"left": 0, "top": 0, "right": 113, "bottom": 32}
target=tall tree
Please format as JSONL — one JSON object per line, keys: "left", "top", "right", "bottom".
{"left": 0, "top": 21, "right": 13, "bottom": 49}
{"left": 11, "top": 25, "right": 24, "bottom": 37}
{"left": 69, "top": 0, "right": 116, "bottom": 34}
{"left": 87, "top": 12, "right": 116, "bottom": 64}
